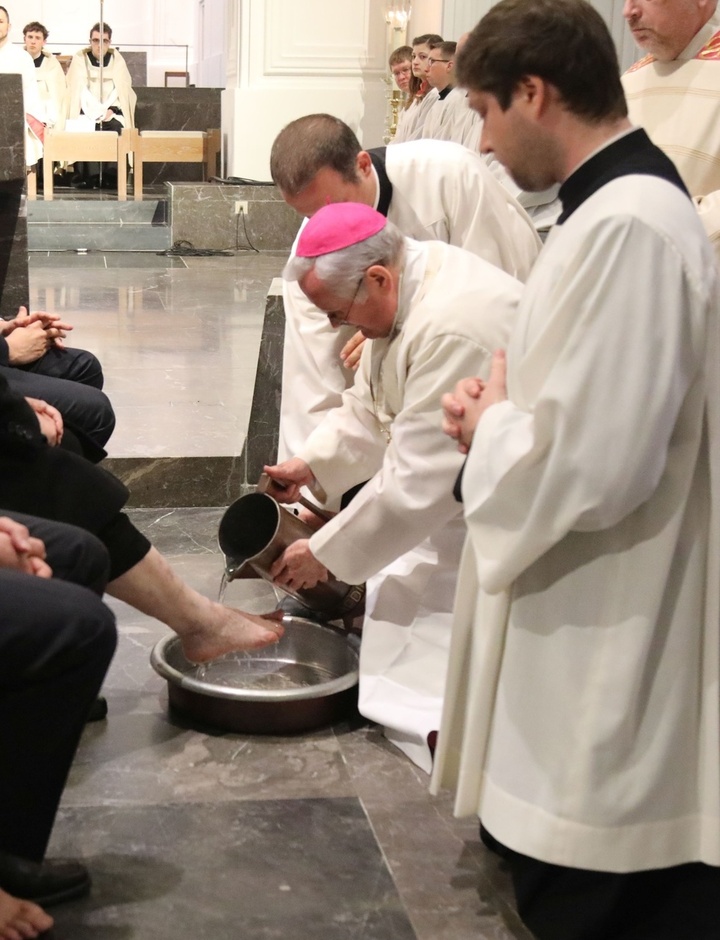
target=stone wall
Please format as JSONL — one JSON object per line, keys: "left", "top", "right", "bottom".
{"left": 0, "top": 74, "right": 29, "bottom": 320}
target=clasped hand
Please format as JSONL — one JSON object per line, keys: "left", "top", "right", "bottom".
{"left": 441, "top": 349, "right": 508, "bottom": 453}
{"left": 3, "top": 306, "right": 73, "bottom": 365}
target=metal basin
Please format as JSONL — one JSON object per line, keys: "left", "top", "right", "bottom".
{"left": 150, "top": 615, "right": 359, "bottom": 735}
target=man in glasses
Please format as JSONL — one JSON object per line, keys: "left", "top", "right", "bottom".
{"left": 62, "top": 21, "right": 136, "bottom": 189}
{"left": 420, "top": 40, "right": 459, "bottom": 140}
{"left": 263, "top": 203, "right": 521, "bottom": 772}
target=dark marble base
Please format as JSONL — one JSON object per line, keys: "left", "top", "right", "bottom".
{"left": 169, "top": 182, "right": 301, "bottom": 252}
{"left": 240, "top": 282, "right": 284, "bottom": 479}
{"left": 49, "top": 798, "right": 416, "bottom": 939}
{"left": 104, "top": 455, "right": 246, "bottom": 508}
{"left": 0, "top": 74, "right": 30, "bottom": 318}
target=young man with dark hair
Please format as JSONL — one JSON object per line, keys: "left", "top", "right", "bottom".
{"left": 434, "top": 1, "right": 720, "bottom": 937}
{"left": 23, "top": 20, "right": 65, "bottom": 130}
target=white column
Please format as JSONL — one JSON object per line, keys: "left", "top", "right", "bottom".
{"left": 222, "top": 0, "right": 389, "bottom": 181}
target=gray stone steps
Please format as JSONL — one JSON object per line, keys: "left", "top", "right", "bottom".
{"left": 27, "top": 198, "right": 171, "bottom": 251}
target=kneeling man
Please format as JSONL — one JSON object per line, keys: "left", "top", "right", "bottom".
{"left": 264, "top": 202, "right": 520, "bottom": 771}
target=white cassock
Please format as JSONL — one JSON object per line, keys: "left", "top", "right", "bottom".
{"left": 622, "top": 9, "right": 720, "bottom": 257}
{"left": 297, "top": 239, "right": 521, "bottom": 772}
{"left": 424, "top": 87, "right": 470, "bottom": 142}
{"left": 393, "top": 87, "right": 439, "bottom": 143}
{"left": 392, "top": 99, "right": 417, "bottom": 144}
{"left": 61, "top": 48, "right": 136, "bottom": 130}
{"left": 33, "top": 52, "right": 67, "bottom": 129}
{"left": 418, "top": 89, "right": 452, "bottom": 140}
{"left": 432, "top": 144, "right": 720, "bottom": 871}
{"left": 0, "top": 44, "right": 44, "bottom": 166}
{"left": 279, "top": 140, "right": 540, "bottom": 463}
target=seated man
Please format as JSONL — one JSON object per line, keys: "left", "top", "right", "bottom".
{"left": 0, "top": 306, "right": 115, "bottom": 460}
{"left": 264, "top": 203, "right": 521, "bottom": 771}
{"left": 0, "top": 370, "right": 283, "bottom": 665}
{"left": 0, "top": 510, "right": 116, "bottom": 910}
{"left": 270, "top": 114, "right": 540, "bottom": 467}
{"left": 23, "top": 21, "right": 65, "bottom": 132}
{"left": 62, "top": 21, "right": 136, "bottom": 189}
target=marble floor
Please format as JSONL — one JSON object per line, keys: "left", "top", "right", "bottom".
{"left": 27, "top": 250, "right": 532, "bottom": 940}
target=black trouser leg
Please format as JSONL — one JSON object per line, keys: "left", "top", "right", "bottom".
{"left": 0, "top": 570, "right": 116, "bottom": 862}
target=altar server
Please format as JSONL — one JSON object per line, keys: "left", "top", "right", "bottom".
{"left": 264, "top": 203, "right": 521, "bottom": 771}
{"left": 433, "top": 2, "right": 720, "bottom": 937}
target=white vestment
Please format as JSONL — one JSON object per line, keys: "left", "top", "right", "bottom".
{"left": 418, "top": 88, "right": 453, "bottom": 140}
{"left": 0, "top": 43, "right": 44, "bottom": 165}
{"left": 279, "top": 140, "right": 540, "bottom": 463}
{"left": 32, "top": 52, "right": 67, "bottom": 129}
{"left": 622, "top": 10, "right": 720, "bottom": 255}
{"left": 431, "top": 160, "right": 720, "bottom": 870}
{"left": 400, "top": 88, "right": 439, "bottom": 143}
{"left": 392, "top": 99, "right": 416, "bottom": 144}
{"left": 61, "top": 48, "right": 136, "bottom": 130}
{"left": 297, "top": 239, "right": 521, "bottom": 772}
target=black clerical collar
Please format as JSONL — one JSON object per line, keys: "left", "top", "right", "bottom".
{"left": 367, "top": 148, "right": 393, "bottom": 217}
{"left": 32, "top": 54, "right": 43, "bottom": 68}
{"left": 88, "top": 50, "right": 112, "bottom": 68}
{"left": 438, "top": 86, "right": 453, "bottom": 101}
{"left": 557, "top": 128, "right": 688, "bottom": 224}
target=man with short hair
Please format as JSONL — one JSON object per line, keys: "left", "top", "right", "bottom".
{"left": 264, "top": 202, "right": 521, "bottom": 771}
{"left": 0, "top": 6, "right": 44, "bottom": 167}
{"left": 388, "top": 45, "right": 413, "bottom": 142}
{"left": 622, "top": 0, "right": 720, "bottom": 256}
{"left": 23, "top": 21, "right": 65, "bottom": 131}
{"left": 62, "top": 21, "right": 136, "bottom": 188}
{"left": 433, "top": 1, "right": 720, "bottom": 937}
{"left": 270, "top": 114, "right": 540, "bottom": 464}
{"left": 420, "top": 40, "right": 459, "bottom": 140}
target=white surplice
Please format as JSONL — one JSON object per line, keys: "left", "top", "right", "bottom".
{"left": 33, "top": 51, "right": 67, "bottom": 129}
{"left": 431, "top": 170, "right": 720, "bottom": 871}
{"left": 62, "top": 47, "right": 136, "bottom": 130}
{"left": 296, "top": 239, "right": 521, "bottom": 772}
{"left": 622, "top": 10, "right": 720, "bottom": 255}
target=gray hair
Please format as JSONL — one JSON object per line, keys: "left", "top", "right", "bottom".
{"left": 284, "top": 220, "right": 405, "bottom": 300}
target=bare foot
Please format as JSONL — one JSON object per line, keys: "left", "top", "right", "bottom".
{"left": 180, "top": 607, "right": 284, "bottom": 663}
{"left": 0, "top": 888, "right": 53, "bottom": 940}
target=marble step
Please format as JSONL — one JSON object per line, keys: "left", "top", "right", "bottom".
{"left": 27, "top": 198, "right": 171, "bottom": 251}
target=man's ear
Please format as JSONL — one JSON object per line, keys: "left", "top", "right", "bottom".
{"left": 515, "top": 75, "right": 550, "bottom": 116}
{"left": 356, "top": 151, "right": 373, "bottom": 178}
{"left": 365, "top": 264, "right": 393, "bottom": 293}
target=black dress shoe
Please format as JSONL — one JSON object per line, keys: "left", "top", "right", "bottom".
{"left": 86, "top": 695, "right": 108, "bottom": 722}
{"left": 0, "top": 850, "right": 90, "bottom": 906}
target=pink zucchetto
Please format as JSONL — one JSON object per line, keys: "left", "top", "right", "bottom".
{"left": 295, "top": 202, "right": 387, "bottom": 258}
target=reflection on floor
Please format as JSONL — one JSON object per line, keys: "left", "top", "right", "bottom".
{"left": 28, "top": 253, "right": 531, "bottom": 939}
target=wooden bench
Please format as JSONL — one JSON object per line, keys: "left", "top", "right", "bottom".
{"left": 42, "top": 130, "right": 128, "bottom": 201}
{"left": 128, "top": 129, "right": 220, "bottom": 200}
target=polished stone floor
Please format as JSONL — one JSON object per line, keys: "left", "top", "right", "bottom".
{"left": 28, "top": 251, "right": 532, "bottom": 939}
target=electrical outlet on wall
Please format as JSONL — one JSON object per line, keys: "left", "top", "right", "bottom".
{"left": 234, "top": 200, "right": 248, "bottom": 215}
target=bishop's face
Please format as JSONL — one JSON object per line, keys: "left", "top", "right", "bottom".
{"left": 299, "top": 267, "right": 398, "bottom": 339}
{"left": 623, "top": 0, "right": 711, "bottom": 61}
